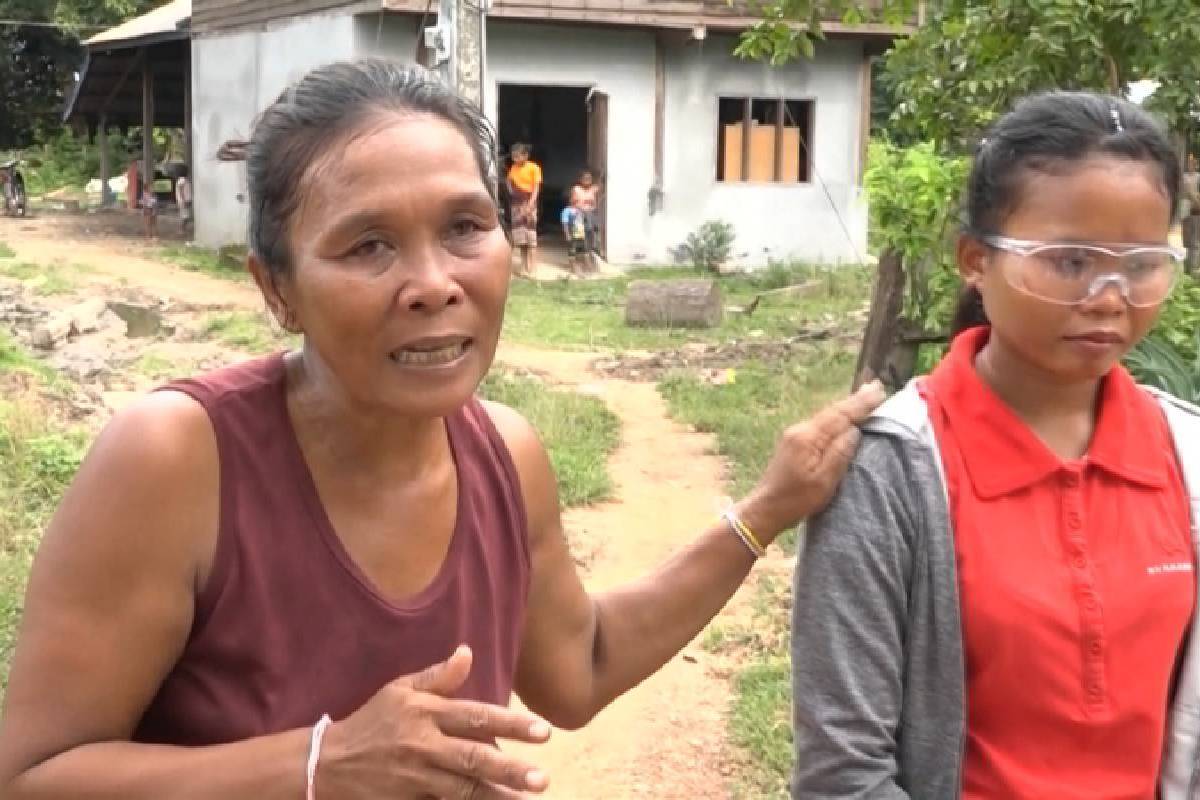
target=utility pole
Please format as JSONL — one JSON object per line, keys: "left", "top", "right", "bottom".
{"left": 429, "top": 0, "right": 486, "bottom": 108}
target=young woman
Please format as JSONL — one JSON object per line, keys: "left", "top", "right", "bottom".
{"left": 0, "top": 60, "right": 884, "bottom": 799}
{"left": 791, "top": 91, "right": 1200, "bottom": 800}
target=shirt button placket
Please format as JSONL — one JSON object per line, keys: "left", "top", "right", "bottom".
{"left": 1062, "top": 468, "right": 1109, "bottom": 715}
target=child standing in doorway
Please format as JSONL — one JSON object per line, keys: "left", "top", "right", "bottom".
{"left": 506, "top": 143, "right": 542, "bottom": 277}
{"left": 561, "top": 199, "right": 588, "bottom": 276}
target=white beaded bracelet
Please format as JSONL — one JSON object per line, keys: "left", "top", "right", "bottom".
{"left": 306, "top": 714, "right": 333, "bottom": 800}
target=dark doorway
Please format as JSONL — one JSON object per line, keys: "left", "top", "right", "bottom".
{"left": 497, "top": 84, "right": 593, "bottom": 243}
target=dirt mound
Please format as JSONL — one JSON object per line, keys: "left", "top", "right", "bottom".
{"left": 593, "top": 319, "right": 863, "bottom": 382}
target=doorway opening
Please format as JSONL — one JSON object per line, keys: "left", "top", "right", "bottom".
{"left": 497, "top": 83, "right": 608, "bottom": 259}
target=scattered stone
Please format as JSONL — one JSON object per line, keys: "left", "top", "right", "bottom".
{"left": 64, "top": 298, "right": 111, "bottom": 334}
{"left": 107, "top": 301, "right": 165, "bottom": 338}
{"left": 31, "top": 311, "right": 74, "bottom": 350}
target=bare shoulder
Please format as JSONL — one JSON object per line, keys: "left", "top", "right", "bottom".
{"left": 480, "top": 400, "right": 549, "bottom": 470}
{"left": 45, "top": 388, "right": 220, "bottom": 582}
{"left": 478, "top": 399, "right": 559, "bottom": 520}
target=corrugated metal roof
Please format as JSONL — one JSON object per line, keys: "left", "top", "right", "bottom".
{"left": 85, "top": 0, "right": 190, "bottom": 47}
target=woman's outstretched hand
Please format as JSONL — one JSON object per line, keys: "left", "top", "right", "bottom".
{"left": 737, "top": 381, "right": 887, "bottom": 544}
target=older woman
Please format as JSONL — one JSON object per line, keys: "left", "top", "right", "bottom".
{"left": 0, "top": 60, "right": 882, "bottom": 799}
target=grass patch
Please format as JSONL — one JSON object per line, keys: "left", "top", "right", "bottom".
{"left": 201, "top": 311, "right": 294, "bottom": 354}
{"left": 0, "top": 260, "right": 90, "bottom": 296}
{"left": 479, "top": 371, "right": 619, "bottom": 507}
{"left": 658, "top": 345, "right": 855, "bottom": 505}
{"left": 0, "top": 341, "right": 86, "bottom": 689}
{"left": 0, "top": 330, "right": 58, "bottom": 386}
{"left": 158, "top": 244, "right": 249, "bottom": 282}
{"left": 707, "top": 574, "right": 796, "bottom": 799}
{"left": 0, "top": 242, "right": 14, "bottom": 259}
{"left": 502, "top": 264, "right": 869, "bottom": 351}
{"left": 132, "top": 351, "right": 196, "bottom": 383}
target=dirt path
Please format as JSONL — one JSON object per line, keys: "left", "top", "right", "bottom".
{"left": 497, "top": 344, "right": 743, "bottom": 799}
{"left": 1, "top": 215, "right": 748, "bottom": 798}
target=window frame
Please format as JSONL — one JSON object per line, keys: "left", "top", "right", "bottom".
{"left": 715, "top": 95, "right": 815, "bottom": 185}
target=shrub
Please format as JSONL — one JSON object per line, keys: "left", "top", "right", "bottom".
{"left": 677, "top": 220, "right": 736, "bottom": 273}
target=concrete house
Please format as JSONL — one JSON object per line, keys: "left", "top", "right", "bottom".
{"left": 191, "top": 0, "right": 905, "bottom": 266}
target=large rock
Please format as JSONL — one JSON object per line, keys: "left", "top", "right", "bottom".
{"left": 625, "top": 279, "right": 723, "bottom": 329}
{"left": 107, "top": 301, "right": 166, "bottom": 338}
{"left": 31, "top": 312, "right": 73, "bottom": 350}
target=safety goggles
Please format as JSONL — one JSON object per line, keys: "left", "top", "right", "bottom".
{"left": 981, "top": 235, "right": 1185, "bottom": 308}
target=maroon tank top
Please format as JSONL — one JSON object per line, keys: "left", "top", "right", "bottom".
{"left": 134, "top": 354, "right": 530, "bottom": 745}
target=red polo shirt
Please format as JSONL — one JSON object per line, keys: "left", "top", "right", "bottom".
{"left": 923, "top": 327, "right": 1195, "bottom": 800}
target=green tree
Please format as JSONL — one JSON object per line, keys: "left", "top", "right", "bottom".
{"left": 0, "top": 0, "right": 159, "bottom": 149}
{"left": 738, "top": 0, "right": 1200, "bottom": 146}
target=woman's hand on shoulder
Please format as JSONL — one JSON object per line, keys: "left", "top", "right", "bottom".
{"left": 0, "top": 390, "right": 219, "bottom": 782}
{"left": 737, "top": 381, "right": 887, "bottom": 544}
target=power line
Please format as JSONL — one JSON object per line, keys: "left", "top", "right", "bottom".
{"left": 0, "top": 19, "right": 107, "bottom": 31}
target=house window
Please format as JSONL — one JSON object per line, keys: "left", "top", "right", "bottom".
{"left": 717, "top": 98, "right": 813, "bottom": 183}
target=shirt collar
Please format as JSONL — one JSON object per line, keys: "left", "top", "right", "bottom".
{"left": 926, "top": 326, "right": 1168, "bottom": 499}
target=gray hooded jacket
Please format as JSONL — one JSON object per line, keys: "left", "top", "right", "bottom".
{"left": 790, "top": 382, "right": 1200, "bottom": 799}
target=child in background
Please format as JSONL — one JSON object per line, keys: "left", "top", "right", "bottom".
{"left": 561, "top": 200, "right": 589, "bottom": 275}
{"left": 141, "top": 181, "right": 158, "bottom": 240}
{"left": 506, "top": 143, "right": 542, "bottom": 278}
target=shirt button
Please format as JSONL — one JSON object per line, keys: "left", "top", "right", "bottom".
{"left": 1067, "top": 512, "right": 1083, "bottom": 528}
{"left": 1086, "top": 599, "right": 1099, "bottom": 611}
{"left": 1074, "top": 556, "right": 1087, "bottom": 569}
{"left": 1064, "top": 473, "right": 1081, "bottom": 488}
{"left": 1089, "top": 641, "right": 1103, "bottom": 656}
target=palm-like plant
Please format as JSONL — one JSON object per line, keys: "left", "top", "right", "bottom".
{"left": 1125, "top": 333, "right": 1200, "bottom": 404}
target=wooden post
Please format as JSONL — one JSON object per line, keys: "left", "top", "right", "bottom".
{"left": 740, "top": 97, "right": 751, "bottom": 182}
{"left": 141, "top": 49, "right": 154, "bottom": 205}
{"left": 98, "top": 112, "right": 112, "bottom": 208}
{"left": 436, "top": 0, "right": 483, "bottom": 107}
{"left": 184, "top": 54, "right": 192, "bottom": 179}
{"left": 853, "top": 248, "right": 915, "bottom": 391}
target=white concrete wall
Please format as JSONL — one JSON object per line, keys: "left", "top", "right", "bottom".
{"left": 483, "top": 23, "right": 657, "bottom": 266}
{"left": 655, "top": 35, "right": 869, "bottom": 266}
{"left": 193, "top": 16, "right": 869, "bottom": 266}
{"left": 192, "top": 13, "right": 358, "bottom": 248}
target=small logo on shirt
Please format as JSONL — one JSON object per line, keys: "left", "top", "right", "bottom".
{"left": 1147, "top": 562, "right": 1194, "bottom": 576}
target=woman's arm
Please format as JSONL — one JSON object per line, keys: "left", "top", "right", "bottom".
{"left": 485, "top": 385, "right": 883, "bottom": 730}
{"left": 0, "top": 395, "right": 549, "bottom": 799}
{"left": 0, "top": 393, "right": 316, "bottom": 799}
{"left": 790, "top": 440, "right": 914, "bottom": 799}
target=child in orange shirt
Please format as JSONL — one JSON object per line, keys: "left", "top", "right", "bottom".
{"left": 506, "top": 144, "right": 542, "bottom": 277}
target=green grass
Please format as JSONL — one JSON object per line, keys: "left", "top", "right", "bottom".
{"left": 201, "top": 311, "right": 295, "bottom": 354}
{"left": 0, "top": 330, "right": 59, "bottom": 386}
{"left": 502, "top": 264, "right": 870, "bottom": 351}
{"left": 705, "top": 574, "right": 796, "bottom": 799}
{"left": 479, "top": 371, "right": 620, "bottom": 506}
{"left": 132, "top": 351, "right": 195, "bottom": 383}
{"left": 656, "top": 341, "right": 857, "bottom": 796}
{"left": 0, "top": 260, "right": 91, "bottom": 296}
{"left": 158, "top": 244, "right": 249, "bottom": 282}
{"left": 658, "top": 345, "right": 855, "bottom": 503}
{"left": 0, "top": 338, "right": 86, "bottom": 690}
{"left": 0, "top": 242, "right": 14, "bottom": 259}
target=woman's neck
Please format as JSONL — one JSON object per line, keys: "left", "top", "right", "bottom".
{"left": 285, "top": 350, "right": 448, "bottom": 481}
{"left": 974, "top": 335, "right": 1102, "bottom": 460}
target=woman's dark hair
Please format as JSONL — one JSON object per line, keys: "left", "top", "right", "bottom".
{"left": 223, "top": 59, "right": 498, "bottom": 276}
{"left": 951, "top": 90, "right": 1182, "bottom": 336}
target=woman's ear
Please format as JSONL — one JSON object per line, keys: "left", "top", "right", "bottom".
{"left": 248, "top": 253, "right": 300, "bottom": 333}
{"left": 956, "top": 233, "right": 989, "bottom": 289}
